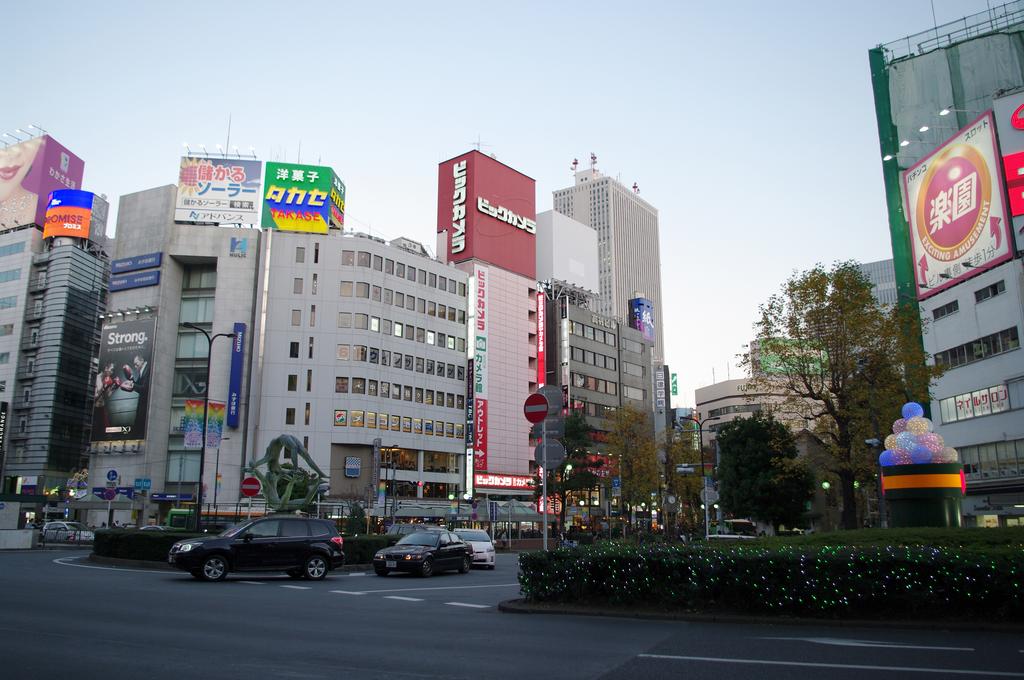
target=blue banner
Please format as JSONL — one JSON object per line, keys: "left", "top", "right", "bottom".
{"left": 111, "top": 252, "right": 162, "bottom": 274}
{"left": 227, "top": 322, "right": 246, "bottom": 428}
{"left": 109, "top": 270, "right": 160, "bottom": 292}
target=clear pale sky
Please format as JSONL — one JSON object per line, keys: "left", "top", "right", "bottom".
{"left": 4, "top": 0, "right": 997, "bottom": 407}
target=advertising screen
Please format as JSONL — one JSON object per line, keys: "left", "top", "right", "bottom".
{"left": 92, "top": 318, "right": 156, "bottom": 442}
{"left": 175, "top": 157, "right": 261, "bottom": 224}
{"left": 902, "top": 112, "right": 1012, "bottom": 299}
{"left": 262, "top": 162, "right": 343, "bottom": 233}
{"left": 44, "top": 189, "right": 94, "bottom": 239}
{"left": 628, "top": 297, "right": 655, "bottom": 343}
{"left": 0, "top": 135, "right": 84, "bottom": 232}
{"left": 436, "top": 150, "right": 536, "bottom": 278}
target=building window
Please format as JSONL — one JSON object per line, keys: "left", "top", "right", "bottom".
{"left": 341, "top": 250, "right": 355, "bottom": 266}
{"left": 975, "top": 280, "right": 1006, "bottom": 303}
{"left": 355, "top": 313, "right": 368, "bottom": 330}
{"left": 0, "top": 296, "right": 18, "bottom": 309}
{"left": 373, "top": 255, "right": 383, "bottom": 271}
{"left": 340, "top": 281, "right": 353, "bottom": 296}
{"left": 0, "top": 268, "right": 21, "bottom": 283}
{"left": 932, "top": 300, "right": 959, "bottom": 321}
{"left": 0, "top": 242, "right": 25, "bottom": 257}
{"left": 356, "top": 282, "right": 370, "bottom": 298}
{"left": 285, "top": 408, "right": 296, "bottom": 425}
{"left": 311, "top": 273, "right": 318, "bottom": 295}
{"left": 934, "top": 327, "right": 1020, "bottom": 369}
{"left": 291, "top": 309, "right": 301, "bottom": 326}
{"left": 938, "top": 384, "right": 1010, "bottom": 424}
{"left": 304, "top": 402, "right": 310, "bottom": 425}
{"left": 309, "top": 304, "right": 316, "bottom": 326}
{"left": 337, "top": 345, "right": 350, "bottom": 360}
{"left": 353, "top": 378, "right": 366, "bottom": 394}
{"left": 287, "top": 375, "right": 298, "bottom": 391}
{"left": 385, "top": 259, "right": 394, "bottom": 275}
{"left": 0, "top": 324, "right": 12, "bottom": 336}
{"left": 335, "top": 377, "right": 349, "bottom": 393}
{"left": 295, "top": 247, "right": 305, "bottom": 263}
{"left": 289, "top": 342, "right": 300, "bottom": 358}
{"left": 313, "top": 242, "right": 319, "bottom": 263}
{"left": 306, "top": 369, "right": 312, "bottom": 391}
{"left": 308, "top": 337, "right": 314, "bottom": 359}
{"left": 357, "top": 252, "right": 371, "bottom": 267}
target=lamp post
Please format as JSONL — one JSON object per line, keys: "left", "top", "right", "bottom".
{"left": 679, "top": 415, "right": 719, "bottom": 539}
{"left": 182, "top": 322, "right": 234, "bottom": 532}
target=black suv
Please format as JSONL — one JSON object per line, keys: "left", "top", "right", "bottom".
{"left": 168, "top": 515, "right": 345, "bottom": 581}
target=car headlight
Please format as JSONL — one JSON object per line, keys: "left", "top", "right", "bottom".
{"left": 177, "top": 543, "right": 196, "bottom": 553}
{"left": 374, "top": 550, "right": 385, "bottom": 558}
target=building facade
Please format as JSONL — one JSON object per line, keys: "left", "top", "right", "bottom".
{"left": 552, "top": 167, "right": 665, "bottom": 363}
{"left": 858, "top": 258, "right": 897, "bottom": 306}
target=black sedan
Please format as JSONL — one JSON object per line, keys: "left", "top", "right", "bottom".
{"left": 373, "top": 530, "right": 472, "bottom": 577}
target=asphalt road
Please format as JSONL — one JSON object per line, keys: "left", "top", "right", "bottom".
{"left": 1, "top": 550, "right": 1021, "bottom": 680}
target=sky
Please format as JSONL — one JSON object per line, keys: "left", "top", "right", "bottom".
{"left": 4, "top": 0, "right": 999, "bottom": 407}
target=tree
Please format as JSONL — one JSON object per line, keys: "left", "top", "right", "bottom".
{"left": 716, "top": 413, "right": 814, "bottom": 530}
{"left": 345, "top": 503, "right": 366, "bottom": 535}
{"left": 748, "top": 261, "right": 940, "bottom": 529}
{"left": 662, "top": 428, "right": 703, "bottom": 535}
{"left": 605, "top": 404, "right": 658, "bottom": 522}
{"left": 533, "top": 412, "right": 601, "bottom": 528}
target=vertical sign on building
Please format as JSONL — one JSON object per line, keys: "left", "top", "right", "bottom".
{"left": 227, "top": 322, "right": 246, "bottom": 428}
{"left": 0, "top": 401, "right": 7, "bottom": 461}
{"left": 628, "top": 297, "right": 656, "bottom": 343}
{"left": 536, "top": 291, "right": 546, "bottom": 387}
{"left": 472, "top": 264, "right": 489, "bottom": 475}
{"left": 91, "top": 318, "right": 156, "bottom": 443}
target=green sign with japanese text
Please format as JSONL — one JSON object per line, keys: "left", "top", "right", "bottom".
{"left": 262, "top": 162, "right": 345, "bottom": 233}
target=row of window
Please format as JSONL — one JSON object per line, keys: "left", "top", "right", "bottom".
{"left": 569, "top": 320, "right": 617, "bottom": 347}
{"left": 336, "top": 314, "right": 465, "bottom": 351}
{"left": 334, "top": 377, "right": 465, "bottom": 410}
{"left": 0, "top": 268, "right": 20, "bottom": 284}
{"left": 0, "top": 242, "right": 25, "bottom": 258}
{"left": 932, "top": 280, "right": 1007, "bottom": 322}
{"left": 335, "top": 281, "right": 465, "bottom": 325}
{"left": 298, "top": 245, "right": 468, "bottom": 297}
{"left": 0, "top": 296, "right": 17, "bottom": 309}
{"left": 571, "top": 371, "right": 618, "bottom": 395}
{"left": 379, "top": 449, "right": 456, "bottom": 473}
{"left": 962, "top": 437, "right": 1024, "bottom": 480}
{"left": 622, "top": 384, "right": 646, "bottom": 402}
{"left": 334, "top": 345, "right": 465, "bottom": 381}
{"left": 934, "top": 327, "right": 1019, "bottom": 369}
{"left": 330, "top": 409, "right": 465, "bottom": 439}
{"left": 708, "top": 403, "right": 762, "bottom": 418}
{"left": 570, "top": 400, "right": 618, "bottom": 420}
{"left": 938, "top": 382, "right": 1016, "bottom": 424}
{"left": 569, "top": 346, "right": 617, "bottom": 371}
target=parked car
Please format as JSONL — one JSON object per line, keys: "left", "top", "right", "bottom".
{"left": 167, "top": 515, "right": 344, "bottom": 582}
{"left": 139, "top": 525, "right": 168, "bottom": 531}
{"left": 373, "top": 530, "right": 472, "bottom": 577}
{"left": 454, "top": 529, "right": 496, "bottom": 569}
{"left": 385, "top": 523, "right": 445, "bottom": 537}
{"left": 41, "top": 521, "right": 94, "bottom": 543}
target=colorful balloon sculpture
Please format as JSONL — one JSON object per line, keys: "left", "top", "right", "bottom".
{"left": 879, "top": 402, "right": 959, "bottom": 467}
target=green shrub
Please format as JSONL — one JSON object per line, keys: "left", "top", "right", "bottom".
{"left": 518, "top": 541, "right": 1024, "bottom": 621}
{"left": 93, "top": 529, "right": 202, "bottom": 562}
{"left": 342, "top": 535, "right": 397, "bottom": 564}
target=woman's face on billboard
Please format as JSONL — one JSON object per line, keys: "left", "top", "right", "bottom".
{"left": 0, "top": 138, "right": 43, "bottom": 202}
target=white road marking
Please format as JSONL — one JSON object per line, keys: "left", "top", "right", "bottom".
{"left": 354, "top": 583, "right": 519, "bottom": 594}
{"left": 384, "top": 596, "right": 424, "bottom": 602}
{"left": 345, "top": 572, "right": 367, "bottom": 577}
{"left": 280, "top": 585, "right": 311, "bottom": 590}
{"left": 52, "top": 557, "right": 164, "bottom": 574}
{"left": 637, "top": 654, "right": 1024, "bottom": 677}
{"left": 238, "top": 581, "right": 265, "bottom": 585}
{"left": 445, "top": 602, "right": 490, "bottom": 609}
{"left": 330, "top": 590, "right": 366, "bottom": 595}
{"left": 759, "top": 636, "right": 975, "bottom": 652}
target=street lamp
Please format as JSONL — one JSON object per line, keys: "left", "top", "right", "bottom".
{"left": 181, "top": 322, "right": 234, "bottom": 532}
{"left": 678, "top": 414, "right": 720, "bottom": 539}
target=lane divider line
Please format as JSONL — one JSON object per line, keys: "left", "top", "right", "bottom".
{"left": 354, "top": 583, "right": 519, "bottom": 594}
{"left": 330, "top": 590, "right": 366, "bottom": 595}
{"left": 637, "top": 654, "right": 1024, "bottom": 677}
{"left": 445, "top": 602, "right": 490, "bottom": 609}
{"left": 384, "top": 596, "right": 424, "bottom": 602}
{"left": 280, "top": 585, "right": 311, "bottom": 590}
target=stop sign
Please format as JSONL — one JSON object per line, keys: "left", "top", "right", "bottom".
{"left": 524, "top": 393, "right": 549, "bottom": 423}
{"left": 240, "top": 477, "right": 261, "bottom": 497}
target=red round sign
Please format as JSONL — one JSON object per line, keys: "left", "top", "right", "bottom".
{"left": 240, "top": 477, "right": 261, "bottom": 497}
{"left": 524, "top": 393, "right": 549, "bottom": 423}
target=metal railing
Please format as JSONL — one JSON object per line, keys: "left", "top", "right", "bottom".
{"left": 880, "top": 0, "right": 1024, "bottom": 63}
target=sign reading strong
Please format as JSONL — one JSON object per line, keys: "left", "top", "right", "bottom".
{"left": 902, "top": 112, "right": 1012, "bottom": 300}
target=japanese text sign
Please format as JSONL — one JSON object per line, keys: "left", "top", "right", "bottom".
{"left": 262, "top": 162, "right": 343, "bottom": 233}
{"left": 175, "top": 157, "right": 261, "bottom": 224}
{"left": 902, "top": 112, "right": 1012, "bottom": 300}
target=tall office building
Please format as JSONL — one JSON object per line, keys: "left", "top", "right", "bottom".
{"left": 858, "top": 258, "right": 897, "bottom": 306}
{"left": 552, "top": 163, "right": 665, "bottom": 362}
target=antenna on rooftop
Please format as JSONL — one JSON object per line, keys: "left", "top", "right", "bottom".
{"left": 632, "top": 182, "right": 639, "bottom": 193}
{"left": 589, "top": 152, "right": 597, "bottom": 172}
{"left": 571, "top": 158, "right": 578, "bottom": 173}
{"left": 470, "top": 135, "right": 491, "bottom": 152}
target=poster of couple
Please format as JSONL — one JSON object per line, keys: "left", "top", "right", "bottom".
{"left": 91, "top": 318, "right": 155, "bottom": 442}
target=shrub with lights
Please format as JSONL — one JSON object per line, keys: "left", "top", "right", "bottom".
{"left": 518, "top": 540, "right": 1022, "bottom": 621}
{"left": 878, "top": 402, "right": 965, "bottom": 528}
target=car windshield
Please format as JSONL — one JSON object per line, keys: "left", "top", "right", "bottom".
{"left": 65, "top": 523, "right": 88, "bottom": 531}
{"left": 456, "top": 530, "right": 490, "bottom": 542}
{"left": 397, "top": 532, "right": 440, "bottom": 546}
{"left": 218, "top": 522, "right": 250, "bottom": 537}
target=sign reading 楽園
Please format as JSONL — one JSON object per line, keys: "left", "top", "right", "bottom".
{"left": 261, "top": 162, "right": 344, "bottom": 234}
{"left": 175, "top": 157, "right": 261, "bottom": 225}
{"left": 44, "top": 189, "right": 94, "bottom": 239}
{"left": 902, "top": 112, "right": 1012, "bottom": 300}
{"left": 0, "top": 135, "right": 84, "bottom": 233}
{"left": 91, "top": 318, "right": 155, "bottom": 443}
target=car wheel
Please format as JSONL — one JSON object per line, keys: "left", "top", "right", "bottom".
{"left": 303, "top": 554, "right": 328, "bottom": 580}
{"left": 200, "top": 555, "right": 228, "bottom": 582}
{"left": 458, "top": 555, "right": 471, "bottom": 574}
{"left": 374, "top": 567, "right": 389, "bottom": 576}
{"left": 286, "top": 569, "right": 303, "bottom": 579}
{"left": 419, "top": 557, "right": 434, "bottom": 577}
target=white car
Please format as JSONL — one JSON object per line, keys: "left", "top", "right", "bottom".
{"left": 455, "top": 529, "right": 496, "bottom": 569}
{"left": 41, "top": 521, "right": 95, "bottom": 543}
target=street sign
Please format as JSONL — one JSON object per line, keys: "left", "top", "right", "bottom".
{"left": 700, "top": 488, "right": 719, "bottom": 504}
{"left": 241, "top": 477, "right": 261, "bottom": 497}
{"left": 537, "top": 385, "right": 562, "bottom": 415}
{"left": 675, "top": 464, "right": 696, "bottom": 475}
{"left": 102, "top": 488, "right": 116, "bottom": 501}
{"left": 611, "top": 476, "right": 622, "bottom": 498}
{"left": 488, "top": 500, "right": 499, "bottom": 522}
{"left": 534, "top": 440, "right": 566, "bottom": 468}
{"left": 115, "top": 487, "right": 135, "bottom": 499}
{"left": 106, "top": 470, "right": 118, "bottom": 482}
{"left": 523, "top": 393, "right": 548, "bottom": 423}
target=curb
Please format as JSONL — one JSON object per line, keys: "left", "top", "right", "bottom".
{"left": 86, "top": 553, "right": 373, "bottom": 573}
{"left": 496, "top": 599, "right": 1024, "bottom": 633}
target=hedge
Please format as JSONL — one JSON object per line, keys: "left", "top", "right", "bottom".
{"left": 518, "top": 541, "right": 1024, "bottom": 622}
{"left": 93, "top": 529, "right": 399, "bottom": 565}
